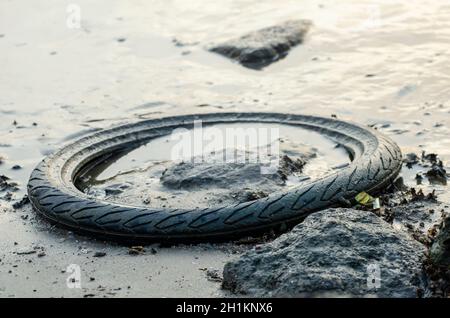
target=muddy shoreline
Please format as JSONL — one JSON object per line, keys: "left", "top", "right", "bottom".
{"left": 2, "top": 0, "right": 450, "bottom": 298}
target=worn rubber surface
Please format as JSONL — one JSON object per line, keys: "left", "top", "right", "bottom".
{"left": 28, "top": 113, "right": 402, "bottom": 241}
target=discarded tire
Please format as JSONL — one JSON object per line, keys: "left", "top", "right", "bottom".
{"left": 27, "top": 113, "right": 402, "bottom": 241}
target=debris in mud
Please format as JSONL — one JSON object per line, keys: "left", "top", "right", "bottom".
{"left": 209, "top": 20, "right": 311, "bottom": 70}
{"left": 0, "top": 175, "right": 19, "bottom": 193}
{"left": 426, "top": 165, "right": 447, "bottom": 185}
{"left": 12, "top": 195, "right": 29, "bottom": 210}
{"left": 104, "top": 183, "right": 130, "bottom": 196}
{"left": 93, "top": 252, "right": 107, "bottom": 258}
{"left": 206, "top": 269, "right": 223, "bottom": 283}
{"left": 354, "top": 191, "right": 375, "bottom": 206}
{"left": 231, "top": 189, "right": 268, "bottom": 203}
{"left": 404, "top": 153, "right": 419, "bottom": 168}
{"left": 222, "top": 208, "right": 427, "bottom": 297}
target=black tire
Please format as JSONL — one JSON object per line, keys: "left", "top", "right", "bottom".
{"left": 28, "top": 113, "right": 402, "bottom": 241}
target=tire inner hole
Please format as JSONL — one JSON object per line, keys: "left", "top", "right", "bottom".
{"left": 75, "top": 122, "right": 352, "bottom": 209}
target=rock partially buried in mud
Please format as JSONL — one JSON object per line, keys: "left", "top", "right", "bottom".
{"left": 160, "top": 152, "right": 306, "bottom": 190}
{"left": 209, "top": 20, "right": 311, "bottom": 70}
{"left": 222, "top": 208, "right": 427, "bottom": 297}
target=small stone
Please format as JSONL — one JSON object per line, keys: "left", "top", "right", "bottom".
{"left": 209, "top": 20, "right": 311, "bottom": 70}
{"left": 93, "top": 252, "right": 106, "bottom": 258}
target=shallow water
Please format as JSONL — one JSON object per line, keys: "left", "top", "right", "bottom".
{"left": 1, "top": 0, "right": 450, "bottom": 297}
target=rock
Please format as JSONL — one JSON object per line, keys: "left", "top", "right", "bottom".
{"left": 430, "top": 214, "right": 450, "bottom": 266}
{"left": 104, "top": 183, "right": 130, "bottom": 196}
{"left": 160, "top": 151, "right": 306, "bottom": 191}
{"left": 222, "top": 208, "right": 427, "bottom": 297}
{"left": 93, "top": 252, "right": 106, "bottom": 258}
{"left": 426, "top": 165, "right": 447, "bottom": 185}
{"left": 209, "top": 20, "right": 311, "bottom": 70}
{"left": 404, "top": 153, "right": 419, "bottom": 168}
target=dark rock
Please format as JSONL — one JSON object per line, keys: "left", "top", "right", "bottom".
{"left": 404, "top": 153, "right": 419, "bottom": 168}
{"left": 222, "top": 208, "right": 427, "bottom": 297}
{"left": 422, "top": 152, "right": 438, "bottom": 164}
{"left": 0, "top": 175, "right": 19, "bottom": 193}
{"left": 426, "top": 165, "right": 447, "bottom": 185}
{"left": 11, "top": 165, "right": 22, "bottom": 170}
{"left": 104, "top": 183, "right": 130, "bottom": 196}
{"left": 209, "top": 20, "right": 311, "bottom": 69}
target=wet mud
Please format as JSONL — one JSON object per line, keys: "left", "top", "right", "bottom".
{"left": 2, "top": 0, "right": 450, "bottom": 298}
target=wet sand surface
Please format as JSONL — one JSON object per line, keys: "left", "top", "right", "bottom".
{"left": 1, "top": 0, "right": 450, "bottom": 297}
